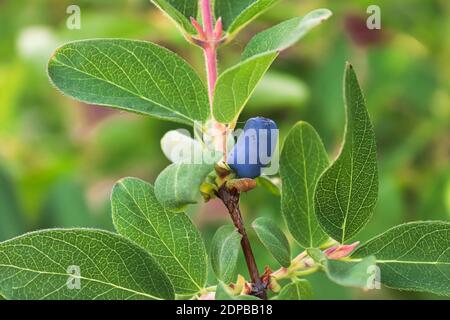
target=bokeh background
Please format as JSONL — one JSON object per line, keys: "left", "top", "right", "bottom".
{"left": 0, "top": 0, "right": 449, "bottom": 299}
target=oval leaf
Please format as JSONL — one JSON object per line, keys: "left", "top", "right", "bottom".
{"left": 242, "top": 9, "right": 333, "bottom": 59}
{"left": 213, "top": 10, "right": 332, "bottom": 124}
{"left": 150, "top": 0, "right": 197, "bottom": 34}
{"left": 210, "top": 225, "right": 242, "bottom": 284}
{"left": 154, "top": 153, "right": 220, "bottom": 211}
{"left": 314, "top": 63, "right": 379, "bottom": 243}
{"left": 0, "top": 229, "right": 174, "bottom": 300}
{"left": 353, "top": 221, "right": 450, "bottom": 297}
{"left": 280, "top": 122, "right": 329, "bottom": 248}
{"left": 276, "top": 279, "right": 313, "bottom": 300}
{"left": 252, "top": 217, "right": 290, "bottom": 267}
{"left": 111, "top": 178, "right": 207, "bottom": 295}
{"left": 48, "top": 39, "right": 210, "bottom": 125}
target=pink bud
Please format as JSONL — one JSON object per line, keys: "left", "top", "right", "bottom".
{"left": 214, "top": 17, "right": 223, "bottom": 40}
{"left": 190, "top": 17, "right": 206, "bottom": 40}
{"left": 325, "top": 241, "right": 360, "bottom": 260}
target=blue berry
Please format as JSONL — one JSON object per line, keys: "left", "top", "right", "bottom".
{"left": 227, "top": 117, "right": 278, "bottom": 179}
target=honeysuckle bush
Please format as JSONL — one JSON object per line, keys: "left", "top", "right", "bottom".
{"left": 0, "top": 0, "right": 448, "bottom": 300}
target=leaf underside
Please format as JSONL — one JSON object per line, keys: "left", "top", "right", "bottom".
{"left": 48, "top": 39, "right": 209, "bottom": 126}
{"left": 0, "top": 229, "right": 174, "bottom": 300}
{"left": 111, "top": 178, "right": 207, "bottom": 295}
{"left": 314, "top": 64, "right": 379, "bottom": 243}
{"left": 353, "top": 221, "right": 450, "bottom": 296}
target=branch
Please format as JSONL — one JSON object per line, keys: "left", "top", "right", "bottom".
{"left": 216, "top": 185, "right": 268, "bottom": 299}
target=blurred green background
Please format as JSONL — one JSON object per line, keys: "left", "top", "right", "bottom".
{"left": 0, "top": 0, "right": 449, "bottom": 299}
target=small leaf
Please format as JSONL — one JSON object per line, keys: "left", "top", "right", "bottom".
{"left": 150, "top": 0, "right": 197, "bottom": 35}
{"left": 48, "top": 39, "right": 210, "bottom": 126}
{"left": 255, "top": 176, "right": 281, "bottom": 196}
{"left": 160, "top": 129, "right": 204, "bottom": 163}
{"left": 210, "top": 225, "right": 242, "bottom": 284}
{"left": 213, "top": 10, "right": 332, "bottom": 124}
{"left": 154, "top": 152, "right": 221, "bottom": 211}
{"left": 314, "top": 63, "right": 379, "bottom": 243}
{"left": 215, "top": 0, "right": 280, "bottom": 37}
{"left": 0, "top": 229, "right": 174, "bottom": 300}
{"left": 280, "top": 122, "right": 330, "bottom": 248}
{"left": 252, "top": 217, "right": 290, "bottom": 267}
{"left": 276, "top": 279, "right": 313, "bottom": 300}
{"left": 111, "top": 178, "right": 207, "bottom": 295}
{"left": 215, "top": 282, "right": 260, "bottom": 300}
{"left": 325, "top": 256, "right": 376, "bottom": 289}
{"left": 352, "top": 221, "right": 450, "bottom": 296}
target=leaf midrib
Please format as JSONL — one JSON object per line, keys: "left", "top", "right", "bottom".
{"left": 0, "top": 264, "right": 162, "bottom": 300}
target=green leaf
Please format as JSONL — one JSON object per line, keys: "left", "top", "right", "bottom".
{"left": 252, "top": 217, "right": 290, "bottom": 267}
{"left": 48, "top": 39, "right": 209, "bottom": 126}
{"left": 154, "top": 153, "right": 220, "bottom": 211}
{"left": 352, "top": 221, "right": 450, "bottom": 296}
{"left": 0, "top": 229, "right": 174, "bottom": 300}
{"left": 215, "top": 282, "right": 260, "bottom": 300}
{"left": 242, "top": 9, "right": 333, "bottom": 59}
{"left": 150, "top": 0, "right": 197, "bottom": 35}
{"left": 255, "top": 176, "right": 281, "bottom": 196}
{"left": 213, "top": 10, "right": 332, "bottom": 123}
{"left": 215, "top": 0, "right": 280, "bottom": 36}
{"left": 314, "top": 63, "right": 379, "bottom": 243}
{"left": 213, "top": 52, "right": 277, "bottom": 123}
{"left": 325, "top": 256, "right": 376, "bottom": 289}
{"left": 280, "top": 122, "right": 330, "bottom": 249}
{"left": 276, "top": 279, "right": 313, "bottom": 300}
{"left": 210, "top": 225, "right": 242, "bottom": 284}
{"left": 111, "top": 178, "right": 207, "bottom": 295}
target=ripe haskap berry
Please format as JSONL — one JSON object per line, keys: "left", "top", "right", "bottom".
{"left": 227, "top": 117, "right": 278, "bottom": 179}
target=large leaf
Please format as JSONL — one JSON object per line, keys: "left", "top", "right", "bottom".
{"left": 252, "top": 217, "right": 290, "bottom": 267}
{"left": 325, "top": 256, "right": 376, "bottom": 289}
{"left": 215, "top": 0, "right": 280, "bottom": 36}
{"left": 154, "top": 152, "right": 220, "bottom": 211}
{"left": 276, "top": 279, "right": 313, "bottom": 300}
{"left": 150, "top": 0, "right": 197, "bottom": 34}
{"left": 213, "top": 9, "right": 332, "bottom": 123}
{"left": 0, "top": 229, "right": 174, "bottom": 300}
{"left": 111, "top": 178, "right": 207, "bottom": 295}
{"left": 314, "top": 64, "right": 378, "bottom": 243}
{"left": 48, "top": 39, "right": 209, "bottom": 125}
{"left": 280, "top": 122, "right": 329, "bottom": 249}
{"left": 353, "top": 221, "right": 450, "bottom": 296}
{"left": 210, "top": 225, "right": 242, "bottom": 284}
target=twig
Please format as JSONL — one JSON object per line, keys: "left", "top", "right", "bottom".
{"left": 216, "top": 185, "right": 268, "bottom": 299}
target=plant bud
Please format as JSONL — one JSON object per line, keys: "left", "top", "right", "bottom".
{"left": 227, "top": 117, "right": 278, "bottom": 178}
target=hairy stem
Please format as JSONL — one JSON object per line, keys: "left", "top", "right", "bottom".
{"left": 216, "top": 185, "right": 268, "bottom": 299}
{"left": 201, "top": 0, "right": 217, "bottom": 105}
